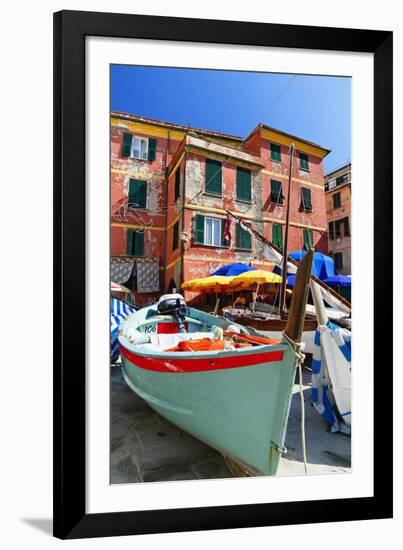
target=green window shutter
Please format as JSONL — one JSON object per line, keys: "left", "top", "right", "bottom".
{"left": 236, "top": 223, "right": 241, "bottom": 248}
{"left": 205, "top": 159, "right": 222, "bottom": 195}
{"left": 299, "top": 152, "right": 309, "bottom": 170}
{"left": 301, "top": 187, "right": 312, "bottom": 211}
{"left": 122, "top": 133, "right": 132, "bottom": 157}
{"left": 236, "top": 168, "right": 251, "bottom": 201}
{"left": 128, "top": 179, "right": 147, "bottom": 209}
{"left": 272, "top": 223, "right": 283, "bottom": 248}
{"left": 195, "top": 214, "right": 205, "bottom": 244}
{"left": 270, "top": 143, "right": 281, "bottom": 162}
{"left": 174, "top": 169, "right": 181, "bottom": 200}
{"left": 134, "top": 231, "right": 144, "bottom": 256}
{"left": 333, "top": 192, "right": 341, "bottom": 209}
{"left": 236, "top": 223, "right": 251, "bottom": 249}
{"left": 126, "top": 229, "right": 134, "bottom": 255}
{"left": 173, "top": 222, "right": 179, "bottom": 250}
{"left": 148, "top": 138, "right": 157, "bottom": 161}
{"left": 126, "top": 228, "right": 144, "bottom": 256}
{"left": 270, "top": 179, "right": 283, "bottom": 204}
{"left": 128, "top": 180, "right": 136, "bottom": 207}
{"left": 137, "top": 180, "right": 147, "bottom": 208}
{"left": 303, "top": 229, "right": 313, "bottom": 250}
{"left": 242, "top": 227, "right": 252, "bottom": 250}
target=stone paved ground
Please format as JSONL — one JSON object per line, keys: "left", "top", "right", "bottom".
{"left": 110, "top": 367, "right": 351, "bottom": 484}
{"left": 110, "top": 367, "right": 232, "bottom": 483}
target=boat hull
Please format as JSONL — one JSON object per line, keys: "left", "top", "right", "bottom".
{"left": 120, "top": 342, "right": 296, "bottom": 476}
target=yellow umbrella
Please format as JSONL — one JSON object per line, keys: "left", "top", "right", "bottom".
{"left": 230, "top": 270, "right": 282, "bottom": 287}
{"left": 182, "top": 275, "right": 234, "bottom": 291}
{"left": 182, "top": 277, "right": 205, "bottom": 290}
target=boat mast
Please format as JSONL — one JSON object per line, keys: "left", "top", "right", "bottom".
{"left": 284, "top": 249, "right": 314, "bottom": 342}
{"left": 279, "top": 143, "right": 295, "bottom": 319}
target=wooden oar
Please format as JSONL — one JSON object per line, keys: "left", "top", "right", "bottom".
{"left": 284, "top": 249, "right": 314, "bottom": 343}
{"left": 223, "top": 330, "right": 280, "bottom": 346}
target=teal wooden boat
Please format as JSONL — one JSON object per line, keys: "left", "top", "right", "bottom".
{"left": 118, "top": 251, "right": 313, "bottom": 476}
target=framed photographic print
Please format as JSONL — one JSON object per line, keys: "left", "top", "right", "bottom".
{"left": 54, "top": 10, "right": 393, "bottom": 539}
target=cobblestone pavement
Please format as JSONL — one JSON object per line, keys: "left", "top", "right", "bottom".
{"left": 110, "top": 367, "right": 351, "bottom": 484}
{"left": 110, "top": 367, "right": 232, "bottom": 483}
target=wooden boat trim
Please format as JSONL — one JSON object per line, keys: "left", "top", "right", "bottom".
{"left": 233, "top": 316, "right": 317, "bottom": 332}
{"left": 120, "top": 344, "right": 285, "bottom": 373}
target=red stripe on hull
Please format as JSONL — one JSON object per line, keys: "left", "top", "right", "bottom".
{"left": 119, "top": 344, "right": 284, "bottom": 373}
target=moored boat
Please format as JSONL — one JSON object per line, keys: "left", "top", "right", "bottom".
{"left": 222, "top": 304, "right": 317, "bottom": 355}
{"left": 118, "top": 251, "right": 314, "bottom": 476}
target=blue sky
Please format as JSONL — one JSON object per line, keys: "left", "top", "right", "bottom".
{"left": 111, "top": 65, "right": 351, "bottom": 174}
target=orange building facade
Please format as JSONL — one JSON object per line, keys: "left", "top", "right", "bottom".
{"left": 325, "top": 163, "right": 352, "bottom": 275}
{"left": 111, "top": 113, "right": 330, "bottom": 305}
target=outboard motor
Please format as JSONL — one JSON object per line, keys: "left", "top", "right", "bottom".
{"left": 157, "top": 294, "right": 188, "bottom": 333}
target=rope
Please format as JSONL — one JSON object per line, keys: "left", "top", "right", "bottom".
{"left": 282, "top": 331, "right": 308, "bottom": 475}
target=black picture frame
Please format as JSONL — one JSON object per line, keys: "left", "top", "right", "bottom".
{"left": 54, "top": 10, "right": 393, "bottom": 539}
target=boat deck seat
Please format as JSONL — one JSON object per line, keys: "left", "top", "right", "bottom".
{"left": 135, "top": 332, "right": 216, "bottom": 352}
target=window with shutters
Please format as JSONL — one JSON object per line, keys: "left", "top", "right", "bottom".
{"left": 270, "top": 143, "right": 281, "bottom": 162}
{"left": 299, "top": 152, "right": 309, "bottom": 171}
{"left": 272, "top": 223, "right": 283, "bottom": 248}
{"left": 330, "top": 217, "right": 350, "bottom": 240}
{"left": 205, "top": 217, "right": 222, "bottom": 246}
{"left": 121, "top": 133, "right": 157, "bottom": 161}
{"left": 236, "top": 167, "right": 251, "bottom": 202}
{"left": 334, "top": 252, "right": 343, "bottom": 271}
{"left": 126, "top": 229, "right": 145, "bottom": 257}
{"left": 172, "top": 221, "right": 179, "bottom": 251}
{"left": 343, "top": 217, "right": 350, "bottom": 237}
{"left": 174, "top": 168, "right": 181, "bottom": 201}
{"left": 333, "top": 192, "right": 341, "bottom": 209}
{"left": 328, "top": 221, "right": 336, "bottom": 240}
{"left": 205, "top": 159, "right": 222, "bottom": 195}
{"left": 303, "top": 229, "right": 313, "bottom": 250}
{"left": 236, "top": 223, "right": 252, "bottom": 250}
{"left": 194, "top": 214, "right": 228, "bottom": 247}
{"left": 300, "top": 187, "right": 312, "bottom": 211}
{"left": 131, "top": 137, "right": 148, "bottom": 160}
{"left": 128, "top": 179, "right": 147, "bottom": 209}
{"left": 270, "top": 179, "right": 284, "bottom": 205}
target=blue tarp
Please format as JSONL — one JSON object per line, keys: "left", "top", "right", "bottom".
{"left": 323, "top": 276, "right": 351, "bottom": 287}
{"left": 274, "top": 250, "right": 337, "bottom": 284}
{"left": 286, "top": 274, "right": 297, "bottom": 288}
{"left": 212, "top": 263, "right": 257, "bottom": 277}
{"left": 289, "top": 250, "right": 336, "bottom": 279}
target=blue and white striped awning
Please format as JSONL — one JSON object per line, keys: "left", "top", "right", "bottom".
{"left": 111, "top": 298, "right": 135, "bottom": 361}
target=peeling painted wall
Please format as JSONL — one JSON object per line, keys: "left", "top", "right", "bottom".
{"left": 110, "top": 123, "right": 183, "bottom": 302}
{"left": 110, "top": 116, "right": 330, "bottom": 303}
{"left": 257, "top": 138, "right": 328, "bottom": 253}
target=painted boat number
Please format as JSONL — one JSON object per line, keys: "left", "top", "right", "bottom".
{"left": 144, "top": 324, "right": 157, "bottom": 334}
